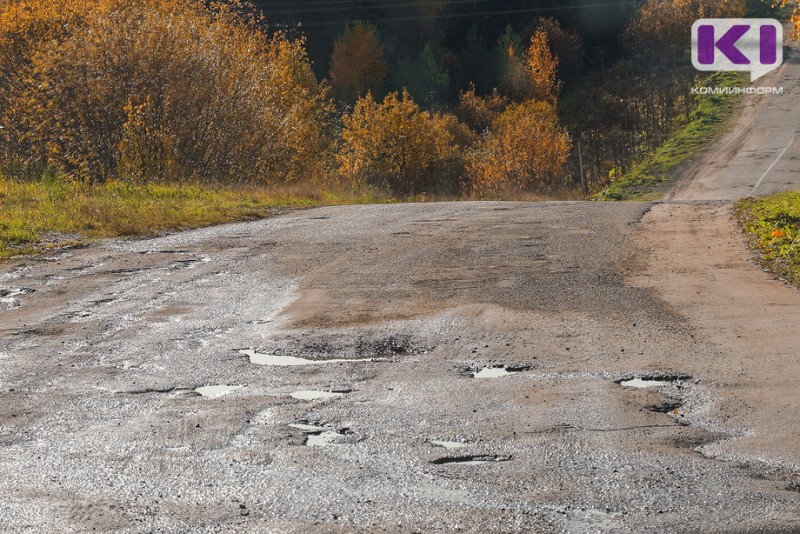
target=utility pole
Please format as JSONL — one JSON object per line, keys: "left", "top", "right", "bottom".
{"left": 578, "top": 140, "right": 587, "bottom": 196}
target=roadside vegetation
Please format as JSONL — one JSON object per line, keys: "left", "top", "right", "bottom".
{"left": 735, "top": 192, "right": 800, "bottom": 286}
{"left": 595, "top": 72, "right": 743, "bottom": 201}
{"left": 0, "top": 178, "right": 389, "bottom": 258}
{"left": 0, "top": 0, "right": 790, "bottom": 257}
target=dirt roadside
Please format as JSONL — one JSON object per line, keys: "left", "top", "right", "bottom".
{"left": 631, "top": 203, "right": 800, "bottom": 466}
{"left": 631, "top": 45, "right": 800, "bottom": 469}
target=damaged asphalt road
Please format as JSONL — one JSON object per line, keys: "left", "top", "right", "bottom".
{"left": 1, "top": 200, "right": 799, "bottom": 532}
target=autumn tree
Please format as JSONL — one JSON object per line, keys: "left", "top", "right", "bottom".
{"left": 329, "top": 22, "right": 389, "bottom": 104}
{"left": 0, "top": 1, "right": 116, "bottom": 177}
{"left": 526, "top": 29, "right": 561, "bottom": 104}
{"left": 495, "top": 25, "right": 561, "bottom": 104}
{"left": 338, "top": 90, "right": 466, "bottom": 195}
{"left": 0, "top": 0, "right": 334, "bottom": 184}
{"left": 624, "top": 0, "right": 746, "bottom": 65}
{"left": 496, "top": 26, "right": 533, "bottom": 102}
{"left": 624, "top": 0, "right": 695, "bottom": 64}
{"left": 466, "top": 101, "right": 572, "bottom": 197}
{"left": 457, "top": 85, "right": 509, "bottom": 133}
{"left": 771, "top": 0, "right": 800, "bottom": 39}
{"left": 698, "top": 0, "right": 747, "bottom": 17}
{"left": 525, "top": 18, "right": 583, "bottom": 85}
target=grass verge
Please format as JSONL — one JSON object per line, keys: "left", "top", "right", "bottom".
{"left": 0, "top": 176, "right": 391, "bottom": 258}
{"left": 734, "top": 191, "right": 800, "bottom": 286}
{"left": 596, "top": 72, "right": 744, "bottom": 201}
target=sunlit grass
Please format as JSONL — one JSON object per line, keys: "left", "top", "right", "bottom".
{"left": 596, "top": 72, "right": 744, "bottom": 201}
{"left": 735, "top": 191, "right": 800, "bottom": 286}
{"left": 0, "top": 176, "right": 392, "bottom": 258}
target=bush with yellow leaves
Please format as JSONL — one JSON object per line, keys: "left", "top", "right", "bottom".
{"left": 338, "top": 90, "right": 471, "bottom": 195}
{"left": 466, "top": 100, "right": 572, "bottom": 197}
{"left": 0, "top": 0, "right": 333, "bottom": 184}
{"left": 464, "top": 27, "right": 571, "bottom": 197}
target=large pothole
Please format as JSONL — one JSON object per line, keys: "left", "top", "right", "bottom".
{"left": 468, "top": 364, "right": 533, "bottom": 379}
{"left": 240, "top": 349, "right": 380, "bottom": 366}
{"left": 290, "top": 390, "right": 346, "bottom": 400}
{"left": 248, "top": 333, "right": 431, "bottom": 363}
{"left": 289, "top": 423, "right": 350, "bottom": 448}
{"left": 431, "top": 455, "right": 512, "bottom": 465}
{"left": 195, "top": 385, "right": 243, "bottom": 398}
{"left": 616, "top": 374, "right": 692, "bottom": 388}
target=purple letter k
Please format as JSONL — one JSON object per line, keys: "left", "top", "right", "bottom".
{"left": 697, "top": 24, "right": 751, "bottom": 65}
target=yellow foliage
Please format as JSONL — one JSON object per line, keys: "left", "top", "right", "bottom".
{"left": 698, "top": 0, "right": 747, "bottom": 17}
{"left": 625, "top": 0, "right": 696, "bottom": 54}
{"left": 458, "top": 85, "right": 509, "bottom": 133}
{"left": 338, "top": 90, "right": 465, "bottom": 195}
{"left": 771, "top": 0, "right": 800, "bottom": 40}
{"left": 527, "top": 29, "right": 561, "bottom": 104}
{"left": 498, "top": 28, "right": 560, "bottom": 104}
{"left": 466, "top": 100, "right": 572, "bottom": 197}
{"left": 329, "top": 22, "right": 389, "bottom": 103}
{"left": 625, "top": 0, "right": 748, "bottom": 54}
{"left": 0, "top": 0, "right": 333, "bottom": 184}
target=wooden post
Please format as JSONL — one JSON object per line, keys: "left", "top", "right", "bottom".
{"left": 578, "top": 140, "right": 587, "bottom": 196}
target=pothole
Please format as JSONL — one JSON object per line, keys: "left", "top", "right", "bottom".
{"left": 195, "top": 385, "right": 243, "bottom": 398}
{"left": 260, "top": 334, "right": 430, "bottom": 362}
{"left": 617, "top": 374, "right": 691, "bottom": 388}
{"left": 431, "top": 455, "right": 512, "bottom": 465}
{"left": 290, "top": 390, "right": 345, "bottom": 401}
{"left": 289, "top": 423, "right": 326, "bottom": 432}
{"left": 356, "top": 335, "right": 423, "bottom": 357}
{"left": 170, "top": 257, "right": 210, "bottom": 269}
{"left": 672, "top": 429, "right": 727, "bottom": 450}
{"left": 0, "top": 287, "right": 35, "bottom": 309}
{"left": 430, "top": 440, "right": 468, "bottom": 449}
{"left": 66, "top": 310, "right": 94, "bottom": 321}
{"left": 240, "top": 349, "right": 380, "bottom": 367}
{"left": 472, "top": 365, "right": 529, "bottom": 379}
{"left": 306, "top": 431, "right": 341, "bottom": 447}
{"left": 649, "top": 401, "right": 683, "bottom": 414}
{"left": 125, "top": 386, "right": 192, "bottom": 395}
{"left": 289, "top": 423, "right": 348, "bottom": 447}
{"left": 620, "top": 378, "right": 671, "bottom": 388}
{"left": 140, "top": 250, "right": 192, "bottom": 255}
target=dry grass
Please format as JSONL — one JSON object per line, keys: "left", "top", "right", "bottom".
{"left": 0, "top": 177, "right": 391, "bottom": 258}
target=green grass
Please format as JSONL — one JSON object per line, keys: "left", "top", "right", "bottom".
{"left": 596, "top": 72, "right": 744, "bottom": 201}
{"left": 0, "top": 176, "right": 391, "bottom": 258}
{"left": 735, "top": 191, "right": 800, "bottom": 286}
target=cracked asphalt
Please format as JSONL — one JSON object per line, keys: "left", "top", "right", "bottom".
{"left": 1, "top": 199, "right": 799, "bottom": 533}
{"left": 2, "top": 34, "right": 800, "bottom": 534}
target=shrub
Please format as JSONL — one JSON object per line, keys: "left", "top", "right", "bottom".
{"left": 338, "top": 90, "right": 466, "bottom": 195}
{"left": 0, "top": 0, "right": 333, "bottom": 184}
{"left": 457, "top": 86, "right": 509, "bottom": 134}
{"left": 466, "top": 100, "right": 572, "bottom": 197}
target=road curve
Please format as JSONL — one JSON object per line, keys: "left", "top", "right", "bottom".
{"left": 671, "top": 42, "right": 800, "bottom": 200}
